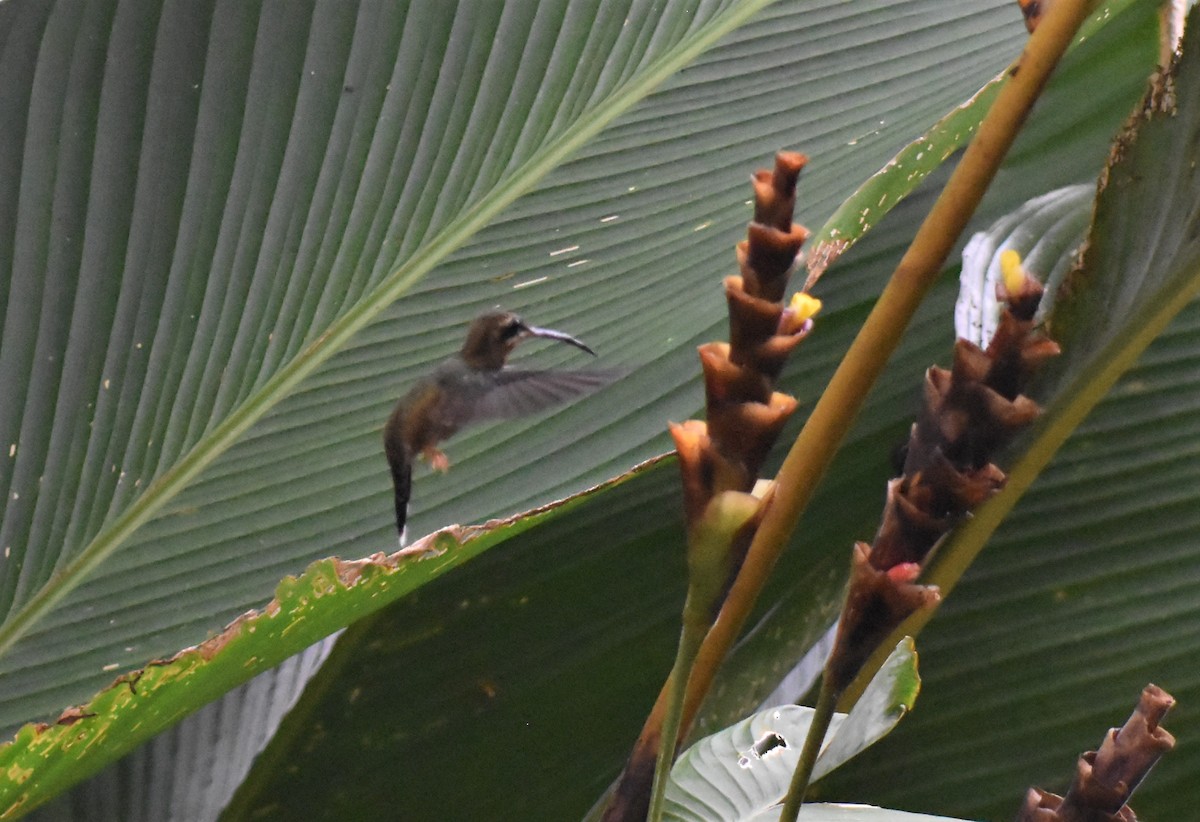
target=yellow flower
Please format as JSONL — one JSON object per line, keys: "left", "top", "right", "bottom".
{"left": 788, "top": 291, "right": 822, "bottom": 323}
{"left": 999, "top": 249, "right": 1027, "bottom": 296}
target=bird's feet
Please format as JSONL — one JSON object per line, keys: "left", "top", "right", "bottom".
{"left": 421, "top": 446, "right": 451, "bottom": 473}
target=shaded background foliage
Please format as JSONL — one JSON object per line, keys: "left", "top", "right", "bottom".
{"left": 5, "top": 0, "right": 1198, "bottom": 820}
{"left": 0, "top": 0, "right": 1023, "bottom": 734}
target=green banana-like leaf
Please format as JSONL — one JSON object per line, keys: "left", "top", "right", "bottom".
{"left": 0, "top": 0, "right": 1033, "bottom": 756}
{"left": 823, "top": 11, "right": 1200, "bottom": 817}
{"left": 956, "top": 183, "right": 1092, "bottom": 341}
{"left": 0, "top": 0, "right": 1034, "bottom": 738}
{"left": 746, "top": 808, "right": 966, "bottom": 822}
{"left": 0, "top": 0, "right": 786, "bottom": 731}
{"left": 204, "top": 4, "right": 1157, "bottom": 822}
{"left": 0, "top": 0, "right": 1160, "bottom": 819}
{"left": 663, "top": 638, "right": 919, "bottom": 822}
{"left": 0, "top": 459, "right": 658, "bottom": 819}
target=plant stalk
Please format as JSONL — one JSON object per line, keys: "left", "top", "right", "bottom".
{"left": 647, "top": 607, "right": 708, "bottom": 822}
{"left": 665, "top": 0, "right": 1096, "bottom": 747}
{"left": 779, "top": 675, "right": 839, "bottom": 822}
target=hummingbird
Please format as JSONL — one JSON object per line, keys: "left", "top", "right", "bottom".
{"left": 384, "top": 310, "right": 621, "bottom": 540}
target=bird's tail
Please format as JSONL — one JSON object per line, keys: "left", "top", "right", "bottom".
{"left": 383, "top": 422, "right": 412, "bottom": 541}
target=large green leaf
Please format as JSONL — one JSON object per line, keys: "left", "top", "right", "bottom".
{"left": 201, "top": 5, "right": 1159, "bottom": 821}
{"left": 663, "top": 639, "right": 919, "bottom": 822}
{"left": 801, "top": 0, "right": 1131, "bottom": 289}
{"left": 0, "top": 0, "right": 797, "bottom": 732}
{"left": 221, "top": 462, "right": 691, "bottom": 822}
{"left": 0, "top": 462, "right": 656, "bottom": 818}
{"left": 822, "top": 11, "right": 1200, "bottom": 817}
{"left": 0, "top": 0, "right": 1025, "bottom": 815}
{"left": 747, "top": 809, "right": 964, "bottom": 822}
{"left": 955, "top": 183, "right": 1092, "bottom": 340}
{"left": 0, "top": 0, "right": 1030, "bottom": 736}
{"left": 24, "top": 635, "right": 338, "bottom": 821}
{"left": 1, "top": 0, "right": 1160, "bottom": 818}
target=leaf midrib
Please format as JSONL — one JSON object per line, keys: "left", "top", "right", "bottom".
{"left": 0, "top": 0, "right": 782, "bottom": 663}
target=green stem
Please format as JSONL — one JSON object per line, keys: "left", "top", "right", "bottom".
{"left": 647, "top": 608, "right": 707, "bottom": 822}
{"left": 779, "top": 676, "right": 839, "bottom": 822}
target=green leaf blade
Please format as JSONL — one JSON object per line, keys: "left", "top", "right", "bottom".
{"left": 0, "top": 0, "right": 786, "bottom": 726}
{"left": 663, "top": 639, "right": 919, "bottom": 822}
{"left": 4, "top": 1, "right": 1157, "bottom": 818}
{"left": 0, "top": 458, "right": 654, "bottom": 818}
{"left": 825, "top": 7, "right": 1200, "bottom": 816}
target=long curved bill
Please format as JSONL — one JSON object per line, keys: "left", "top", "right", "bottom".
{"left": 524, "top": 325, "right": 596, "bottom": 356}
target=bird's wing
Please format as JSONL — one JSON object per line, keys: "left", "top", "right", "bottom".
{"left": 466, "top": 368, "right": 624, "bottom": 423}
